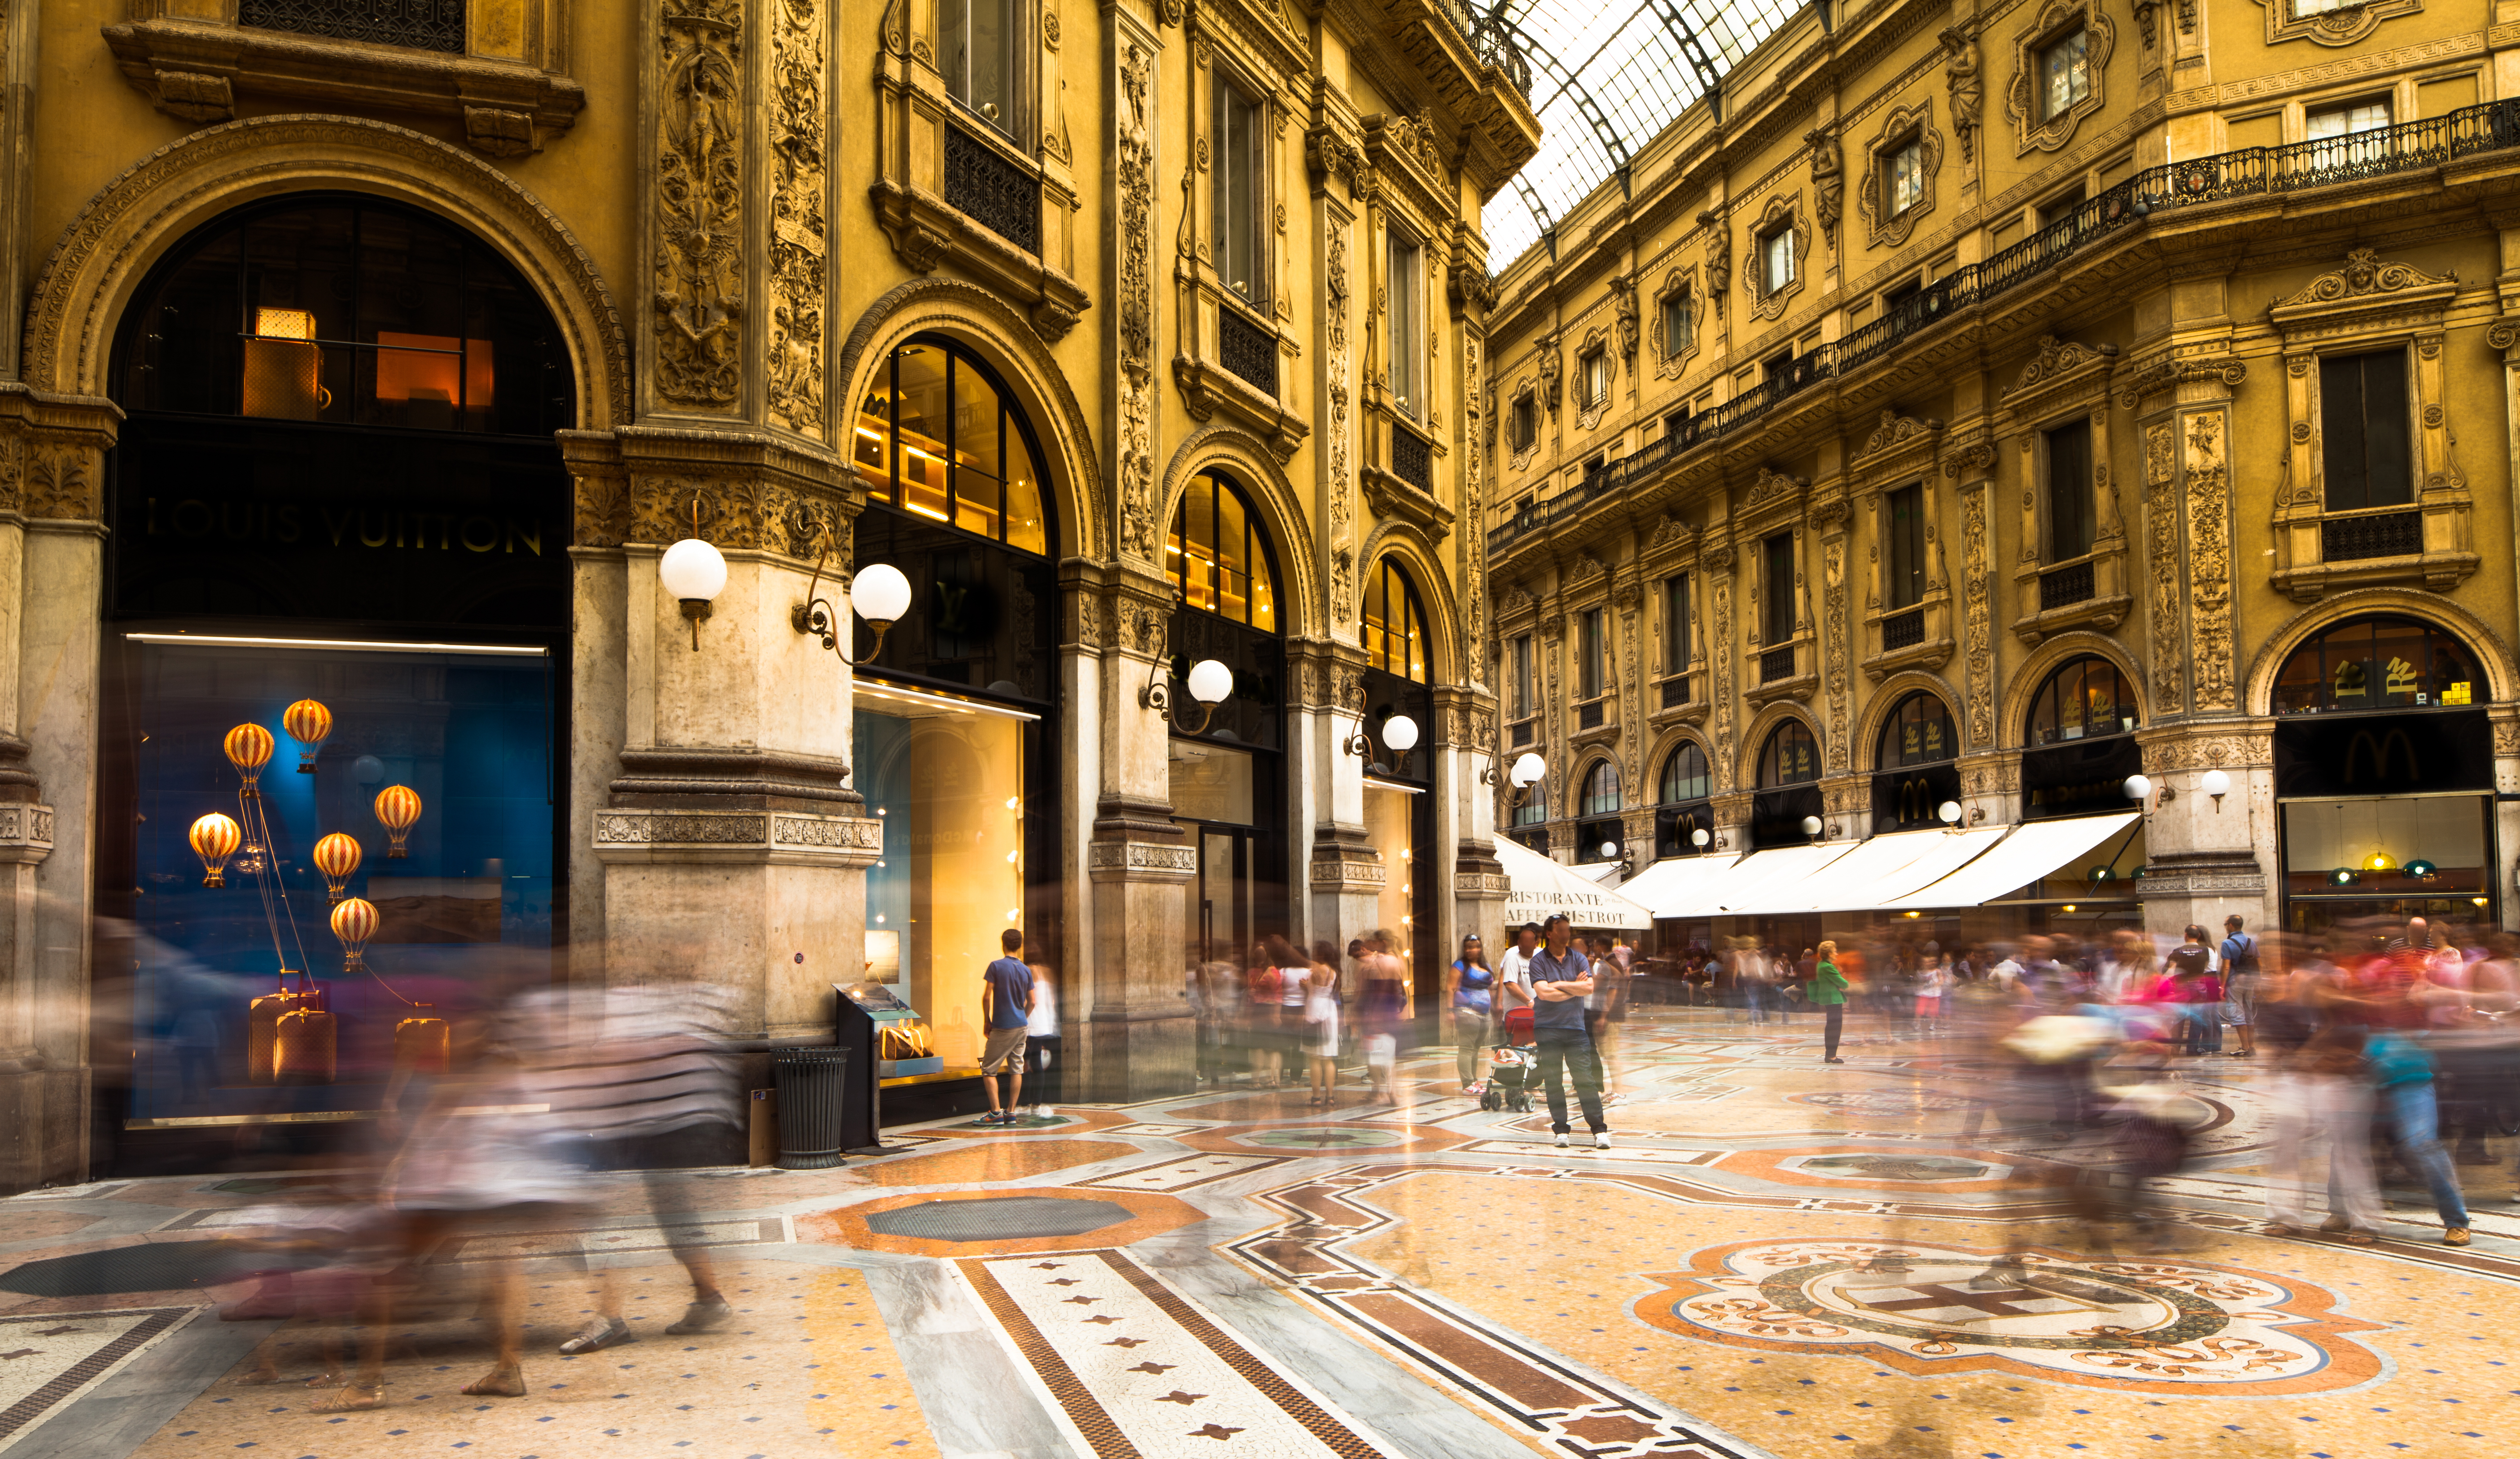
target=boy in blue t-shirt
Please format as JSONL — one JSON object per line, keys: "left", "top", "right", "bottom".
{"left": 979, "top": 930, "right": 1037, "bottom": 1125}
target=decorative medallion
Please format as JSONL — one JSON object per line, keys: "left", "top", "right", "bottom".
{"left": 1639, "top": 1239, "right": 2385, "bottom": 1394}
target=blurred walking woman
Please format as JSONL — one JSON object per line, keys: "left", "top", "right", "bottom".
{"left": 1447, "top": 933, "right": 1496, "bottom": 1092}
{"left": 1812, "top": 939, "right": 1850, "bottom": 1064}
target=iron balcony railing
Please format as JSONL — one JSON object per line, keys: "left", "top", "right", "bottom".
{"left": 1488, "top": 98, "right": 2520, "bottom": 559}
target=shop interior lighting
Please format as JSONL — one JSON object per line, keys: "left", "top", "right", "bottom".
{"left": 852, "top": 680, "right": 1040, "bottom": 723}
{"left": 127, "top": 633, "right": 548, "bottom": 657}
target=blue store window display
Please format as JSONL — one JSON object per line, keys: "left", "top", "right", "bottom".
{"left": 123, "top": 636, "right": 556, "bottom": 1129}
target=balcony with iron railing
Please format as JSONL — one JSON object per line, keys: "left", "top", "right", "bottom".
{"left": 1486, "top": 99, "right": 2520, "bottom": 560}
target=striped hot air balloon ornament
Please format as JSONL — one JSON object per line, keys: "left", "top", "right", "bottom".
{"left": 189, "top": 812, "right": 241, "bottom": 888}
{"left": 373, "top": 785, "right": 422, "bottom": 859}
{"left": 282, "top": 699, "right": 332, "bottom": 774}
{"left": 223, "top": 723, "right": 275, "bottom": 797}
{"left": 331, "top": 896, "right": 379, "bottom": 973}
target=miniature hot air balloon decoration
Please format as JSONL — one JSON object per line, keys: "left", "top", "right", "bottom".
{"left": 282, "top": 698, "right": 332, "bottom": 774}
{"left": 311, "top": 832, "right": 362, "bottom": 903}
{"left": 373, "top": 785, "right": 422, "bottom": 860}
{"left": 331, "top": 895, "right": 379, "bottom": 973}
{"left": 189, "top": 812, "right": 242, "bottom": 888}
{"left": 223, "top": 723, "right": 276, "bottom": 797}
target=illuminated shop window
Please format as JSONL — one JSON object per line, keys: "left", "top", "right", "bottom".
{"left": 853, "top": 338, "right": 1050, "bottom": 555}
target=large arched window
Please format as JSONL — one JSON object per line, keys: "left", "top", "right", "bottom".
{"left": 2027, "top": 657, "right": 2138, "bottom": 745}
{"left": 1878, "top": 692, "right": 1957, "bottom": 768}
{"left": 2273, "top": 614, "right": 2486, "bottom": 715}
{"left": 1362, "top": 556, "right": 1428, "bottom": 682}
{"left": 1512, "top": 770, "right": 1549, "bottom": 827}
{"left": 1580, "top": 758, "right": 1622, "bottom": 815}
{"left": 1166, "top": 471, "right": 1280, "bottom": 629}
{"left": 853, "top": 337, "right": 1050, "bottom": 554}
{"left": 1659, "top": 742, "right": 1711, "bottom": 803}
{"left": 119, "top": 196, "right": 573, "bottom": 435}
{"left": 1757, "top": 719, "right": 1821, "bottom": 786}
{"left": 1874, "top": 692, "right": 1959, "bottom": 831}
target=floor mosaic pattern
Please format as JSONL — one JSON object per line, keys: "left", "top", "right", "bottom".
{"left": 7, "top": 1008, "right": 2520, "bottom": 1457}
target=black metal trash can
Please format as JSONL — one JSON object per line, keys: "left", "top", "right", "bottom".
{"left": 771, "top": 1047, "right": 850, "bottom": 1169}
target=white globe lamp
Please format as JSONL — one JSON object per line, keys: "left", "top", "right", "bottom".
{"left": 659, "top": 536, "right": 728, "bottom": 651}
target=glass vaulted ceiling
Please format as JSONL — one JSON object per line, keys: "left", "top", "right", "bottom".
{"left": 1482, "top": 0, "right": 1803, "bottom": 272}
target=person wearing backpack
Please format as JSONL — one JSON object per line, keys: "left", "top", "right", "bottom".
{"left": 2219, "top": 914, "right": 2261, "bottom": 1058}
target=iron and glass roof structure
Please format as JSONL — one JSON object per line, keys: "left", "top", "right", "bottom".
{"left": 1481, "top": 0, "right": 1805, "bottom": 271}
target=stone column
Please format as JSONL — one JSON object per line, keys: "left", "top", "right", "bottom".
{"left": 1304, "top": 648, "right": 1382, "bottom": 966}
{"left": 569, "top": 0, "right": 867, "bottom": 1141}
{"left": 0, "top": 387, "right": 114, "bottom": 1192}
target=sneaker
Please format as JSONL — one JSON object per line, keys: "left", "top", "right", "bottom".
{"left": 1553, "top": 1132, "right": 1570, "bottom": 1148}
{"left": 665, "top": 1300, "right": 732, "bottom": 1335}
{"left": 2444, "top": 1227, "right": 2472, "bottom": 1247}
{"left": 1033, "top": 1105, "right": 1053, "bottom": 1121}
{"left": 1593, "top": 1133, "right": 1612, "bottom": 1150}
{"left": 558, "top": 1317, "right": 632, "bottom": 1355}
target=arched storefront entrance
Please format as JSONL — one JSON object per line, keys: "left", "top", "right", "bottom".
{"left": 1872, "top": 692, "right": 1959, "bottom": 832}
{"left": 1361, "top": 554, "right": 1437, "bottom": 1000}
{"left": 1164, "top": 470, "right": 1288, "bottom": 972}
{"left": 2011, "top": 654, "right": 2144, "bottom": 931}
{"left": 100, "top": 195, "right": 577, "bottom": 1136}
{"left": 2270, "top": 613, "right": 2498, "bottom": 935}
{"left": 1749, "top": 719, "right": 1821, "bottom": 851}
{"left": 848, "top": 334, "right": 1063, "bottom": 1068}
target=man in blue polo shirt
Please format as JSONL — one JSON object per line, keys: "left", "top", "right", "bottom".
{"left": 978, "top": 930, "right": 1037, "bottom": 1125}
{"left": 1529, "top": 914, "right": 1611, "bottom": 1149}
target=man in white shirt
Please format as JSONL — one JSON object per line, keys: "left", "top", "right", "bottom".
{"left": 1498, "top": 923, "right": 1540, "bottom": 1011}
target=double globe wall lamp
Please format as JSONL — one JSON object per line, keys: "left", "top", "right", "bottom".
{"left": 792, "top": 547, "right": 913, "bottom": 663}
{"left": 2124, "top": 769, "right": 2232, "bottom": 813}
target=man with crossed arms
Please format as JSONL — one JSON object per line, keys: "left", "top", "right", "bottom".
{"left": 1527, "top": 914, "right": 1612, "bottom": 1149}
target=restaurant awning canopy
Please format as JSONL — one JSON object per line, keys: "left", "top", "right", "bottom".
{"left": 1495, "top": 837, "right": 1655, "bottom": 930}
{"left": 1643, "top": 842, "right": 1861, "bottom": 920}
{"left": 1618, "top": 851, "right": 1741, "bottom": 919}
{"left": 1880, "top": 812, "right": 2142, "bottom": 910}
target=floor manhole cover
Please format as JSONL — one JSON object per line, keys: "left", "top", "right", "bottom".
{"left": 865, "top": 1196, "right": 1135, "bottom": 1241}
{"left": 0, "top": 1241, "right": 319, "bottom": 1297}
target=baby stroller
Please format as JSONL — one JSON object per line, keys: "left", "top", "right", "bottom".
{"left": 1478, "top": 1007, "right": 1538, "bottom": 1113}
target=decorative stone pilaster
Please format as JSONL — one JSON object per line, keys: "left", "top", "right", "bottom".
{"left": 2133, "top": 727, "right": 2272, "bottom": 935}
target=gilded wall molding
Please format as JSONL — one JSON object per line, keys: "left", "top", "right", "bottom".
{"left": 765, "top": 0, "right": 829, "bottom": 441}
{"left": 2144, "top": 417, "right": 2186, "bottom": 716}
{"left": 2183, "top": 408, "right": 2237, "bottom": 710}
{"left": 2005, "top": 0, "right": 2115, "bottom": 157}
{"left": 1855, "top": 97, "right": 1944, "bottom": 251}
{"left": 1326, "top": 209, "right": 1358, "bottom": 631}
{"left": 1960, "top": 478, "right": 1995, "bottom": 746}
{"left": 1117, "top": 35, "right": 1162, "bottom": 564}
{"left": 2248, "top": 0, "right": 2419, "bottom": 47}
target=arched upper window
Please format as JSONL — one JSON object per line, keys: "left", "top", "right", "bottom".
{"left": 1878, "top": 692, "right": 1957, "bottom": 769}
{"left": 117, "top": 197, "right": 573, "bottom": 435}
{"left": 1362, "top": 556, "right": 1428, "bottom": 682}
{"left": 1757, "top": 720, "right": 1820, "bottom": 787}
{"left": 1580, "top": 758, "right": 1621, "bottom": 816}
{"left": 853, "top": 337, "right": 1050, "bottom": 554}
{"left": 2027, "top": 656, "right": 2138, "bottom": 746}
{"left": 2272, "top": 614, "right": 2485, "bottom": 715}
{"left": 1166, "top": 471, "right": 1280, "bottom": 630}
{"left": 1659, "top": 741, "right": 1711, "bottom": 803}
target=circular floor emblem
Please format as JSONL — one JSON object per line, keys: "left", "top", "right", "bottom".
{"left": 1785, "top": 1089, "right": 1975, "bottom": 1115}
{"left": 1791, "top": 1154, "right": 1997, "bottom": 1182}
{"left": 864, "top": 1196, "right": 1136, "bottom": 1242}
{"left": 1636, "top": 1239, "right": 2384, "bottom": 1394}
{"left": 1241, "top": 1126, "right": 1407, "bottom": 1149}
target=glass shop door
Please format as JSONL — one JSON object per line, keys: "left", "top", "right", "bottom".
{"left": 1181, "top": 824, "right": 1256, "bottom": 972}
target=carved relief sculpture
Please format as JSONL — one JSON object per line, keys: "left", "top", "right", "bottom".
{"left": 1939, "top": 24, "right": 1982, "bottom": 164}
{"left": 2184, "top": 409, "right": 2236, "bottom": 710}
{"left": 1608, "top": 273, "right": 1639, "bottom": 362}
{"left": 1698, "top": 209, "right": 1729, "bottom": 311}
{"left": 764, "top": 0, "right": 826, "bottom": 439}
{"left": 1117, "top": 41, "right": 1159, "bottom": 562}
{"left": 1960, "top": 481, "right": 1993, "bottom": 745}
{"left": 1807, "top": 127, "right": 1842, "bottom": 238}
{"left": 1823, "top": 532, "right": 1849, "bottom": 767}
{"left": 2145, "top": 420, "right": 2185, "bottom": 716}
{"left": 656, "top": 0, "right": 745, "bottom": 410}
{"left": 1326, "top": 218, "right": 1356, "bottom": 628}
{"left": 1538, "top": 334, "right": 1562, "bottom": 413}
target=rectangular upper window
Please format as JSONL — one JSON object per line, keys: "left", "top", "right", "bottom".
{"left": 1887, "top": 483, "right": 1927, "bottom": 610}
{"left": 1388, "top": 230, "right": 1423, "bottom": 418}
{"left": 2040, "top": 26, "right": 2090, "bottom": 122}
{"left": 2045, "top": 418, "right": 2094, "bottom": 562}
{"left": 941, "top": 0, "right": 1022, "bottom": 134}
{"left": 1664, "top": 574, "right": 1692, "bottom": 675}
{"left": 1762, "top": 532, "right": 1795, "bottom": 645}
{"left": 1511, "top": 633, "right": 1533, "bottom": 719}
{"left": 1886, "top": 136, "right": 1925, "bottom": 216}
{"left": 1579, "top": 609, "right": 1606, "bottom": 699}
{"left": 2321, "top": 347, "right": 2413, "bottom": 512}
{"left": 1212, "top": 74, "right": 1265, "bottom": 306}
{"left": 1760, "top": 226, "right": 1797, "bottom": 294}
{"left": 1581, "top": 349, "right": 1609, "bottom": 408}
{"left": 1659, "top": 287, "right": 1693, "bottom": 357}
{"left": 1510, "top": 395, "right": 1536, "bottom": 451}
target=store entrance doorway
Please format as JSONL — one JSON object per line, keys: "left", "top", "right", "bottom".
{"left": 1183, "top": 822, "right": 1260, "bottom": 971}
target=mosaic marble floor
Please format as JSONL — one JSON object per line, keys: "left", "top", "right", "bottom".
{"left": 6, "top": 1008, "right": 2520, "bottom": 1458}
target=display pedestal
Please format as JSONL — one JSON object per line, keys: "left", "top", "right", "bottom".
{"left": 833, "top": 983, "right": 919, "bottom": 1155}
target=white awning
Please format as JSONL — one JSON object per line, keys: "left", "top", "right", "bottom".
{"left": 1571, "top": 862, "right": 1623, "bottom": 885}
{"left": 1494, "top": 837, "right": 1654, "bottom": 930}
{"left": 1881, "top": 813, "right": 2142, "bottom": 909}
{"left": 1663, "top": 842, "right": 1862, "bottom": 920}
{"left": 1618, "top": 852, "right": 1741, "bottom": 919}
{"left": 1824, "top": 826, "right": 2014, "bottom": 910}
